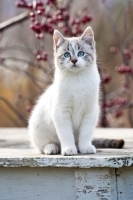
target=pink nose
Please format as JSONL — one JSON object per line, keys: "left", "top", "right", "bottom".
{"left": 71, "top": 59, "right": 77, "bottom": 64}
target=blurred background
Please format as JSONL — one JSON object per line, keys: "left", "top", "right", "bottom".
{"left": 0, "top": 0, "right": 133, "bottom": 128}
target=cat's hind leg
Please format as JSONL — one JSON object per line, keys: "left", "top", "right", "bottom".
{"left": 43, "top": 143, "right": 59, "bottom": 155}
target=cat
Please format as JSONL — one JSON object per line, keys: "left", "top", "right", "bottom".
{"left": 28, "top": 26, "right": 124, "bottom": 156}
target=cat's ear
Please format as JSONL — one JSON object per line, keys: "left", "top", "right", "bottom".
{"left": 53, "top": 30, "right": 65, "bottom": 48}
{"left": 81, "top": 26, "right": 94, "bottom": 47}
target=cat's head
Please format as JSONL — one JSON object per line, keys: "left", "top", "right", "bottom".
{"left": 53, "top": 26, "right": 96, "bottom": 73}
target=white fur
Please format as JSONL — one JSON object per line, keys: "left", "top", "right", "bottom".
{"left": 29, "top": 27, "right": 100, "bottom": 156}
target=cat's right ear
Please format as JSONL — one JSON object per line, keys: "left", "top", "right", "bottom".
{"left": 53, "top": 30, "right": 65, "bottom": 48}
{"left": 80, "top": 26, "right": 95, "bottom": 48}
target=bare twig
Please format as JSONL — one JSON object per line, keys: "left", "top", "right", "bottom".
{"left": 0, "top": 45, "right": 33, "bottom": 55}
{"left": 106, "top": 87, "right": 125, "bottom": 100}
{"left": 104, "top": 4, "right": 121, "bottom": 49}
{"left": 0, "top": 63, "right": 50, "bottom": 87}
{"left": 0, "top": 56, "right": 50, "bottom": 74}
{"left": 107, "top": 101, "right": 133, "bottom": 114}
{"left": 0, "top": 11, "right": 30, "bottom": 31}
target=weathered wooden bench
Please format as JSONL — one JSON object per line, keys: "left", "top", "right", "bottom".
{"left": 0, "top": 128, "right": 133, "bottom": 200}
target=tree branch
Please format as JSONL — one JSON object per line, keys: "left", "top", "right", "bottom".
{"left": 0, "top": 11, "right": 30, "bottom": 31}
{"left": 106, "top": 101, "right": 133, "bottom": 114}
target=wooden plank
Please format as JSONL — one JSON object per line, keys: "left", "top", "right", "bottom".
{"left": 0, "top": 167, "right": 75, "bottom": 200}
{"left": 75, "top": 168, "right": 117, "bottom": 200}
{"left": 0, "top": 128, "right": 133, "bottom": 168}
{"left": 0, "top": 128, "right": 133, "bottom": 148}
{"left": 116, "top": 166, "right": 133, "bottom": 200}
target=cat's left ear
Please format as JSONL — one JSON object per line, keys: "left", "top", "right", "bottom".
{"left": 81, "top": 26, "right": 95, "bottom": 47}
{"left": 53, "top": 30, "right": 65, "bottom": 48}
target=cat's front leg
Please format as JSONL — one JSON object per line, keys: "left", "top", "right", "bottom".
{"left": 52, "top": 110, "right": 77, "bottom": 156}
{"left": 78, "top": 111, "right": 98, "bottom": 154}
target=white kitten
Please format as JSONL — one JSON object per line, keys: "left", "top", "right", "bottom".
{"left": 29, "top": 26, "right": 100, "bottom": 156}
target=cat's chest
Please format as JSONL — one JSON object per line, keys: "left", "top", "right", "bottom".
{"left": 70, "top": 87, "right": 89, "bottom": 108}
{"left": 61, "top": 80, "right": 94, "bottom": 110}
{"left": 68, "top": 88, "right": 89, "bottom": 129}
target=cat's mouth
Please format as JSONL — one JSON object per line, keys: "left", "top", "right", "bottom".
{"left": 72, "top": 64, "right": 78, "bottom": 68}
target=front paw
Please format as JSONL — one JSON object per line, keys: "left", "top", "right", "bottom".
{"left": 79, "top": 144, "right": 96, "bottom": 154}
{"left": 43, "top": 144, "right": 59, "bottom": 155}
{"left": 61, "top": 146, "right": 77, "bottom": 156}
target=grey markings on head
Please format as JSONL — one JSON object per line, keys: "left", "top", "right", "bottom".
{"left": 84, "top": 37, "right": 94, "bottom": 50}
{"left": 67, "top": 42, "right": 82, "bottom": 57}
{"left": 83, "top": 55, "right": 89, "bottom": 61}
{"left": 69, "top": 43, "right": 75, "bottom": 56}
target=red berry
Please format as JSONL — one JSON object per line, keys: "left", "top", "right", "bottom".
{"left": 81, "top": 14, "right": 92, "bottom": 23}
{"left": 62, "top": 27, "right": 70, "bottom": 35}
{"left": 123, "top": 49, "right": 131, "bottom": 59}
{"left": 63, "top": 11, "right": 69, "bottom": 20}
{"left": 116, "top": 98, "right": 127, "bottom": 106}
{"left": 106, "top": 99, "right": 115, "bottom": 108}
{"left": 101, "top": 102, "right": 106, "bottom": 108}
{"left": 17, "top": 93, "right": 23, "bottom": 99}
{"left": 47, "top": 18, "right": 52, "bottom": 24}
{"left": 46, "top": 0, "right": 51, "bottom": 5}
{"left": 33, "top": 49, "right": 41, "bottom": 55}
{"left": 102, "top": 74, "right": 111, "bottom": 84}
{"left": 26, "top": 106, "right": 32, "bottom": 112}
{"left": 48, "top": 26, "right": 54, "bottom": 34}
{"left": 123, "top": 49, "right": 129, "bottom": 55}
{"left": 37, "top": 55, "right": 42, "bottom": 60}
{"left": 58, "top": 22, "right": 64, "bottom": 28}
{"left": 126, "top": 8, "right": 131, "bottom": 13}
{"left": 36, "top": 0, "right": 44, "bottom": 7}
{"left": 130, "top": 46, "right": 133, "bottom": 53}
{"left": 15, "top": 1, "right": 28, "bottom": 8}
{"left": 114, "top": 111, "right": 123, "bottom": 118}
{"left": 57, "top": 15, "right": 63, "bottom": 21}
{"left": 36, "top": 10, "right": 42, "bottom": 15}
{"left": 0, "top": 58, "right": 5, "bottom": 63}
{"left": 60, "top": 7, "right": 66, "bottom": 12}
{"left": 41, "top": 52, "right": 48, "bottom": 61}
{"left": 36, "top": 33, "right": 44, "bottom": 39}
{"left": 56, "top": 10, "right": 62, "bottom": 16}
{"left": 30, "top": 17, "right": 35, "bottom": 22}
{"left": 70, "top": 18, "right": 80, "bottom": 25}
{"left": 37, "top": 6, "right": 45, "bottom": 12}
{"left": 28, "top": 3, "right": 33, "bottom": 9}
{"left": 110, "top": 46, "right": 116, "bottom": 53}
{"left": 121, "top": 81, "right": 129, "bottom": 89}
{"left": 126, "top": 53, "right": 131, "bottom": 59}
{"left": 30, "top": 12, "right": 35, "bottom": 17}
{"left": 115, "top": 64, "right": 132, "bottom": 74}
{"left": 69, "top": 17, "right": 74, "bottom": 25}
{"left": 125, "top": 66, "right": 132, "bottom": 73}
{"left": 30, "top": 22, "right": 42, "bottom": 33}
{"left": 72, "top": 29, "right": 78, "bottom": 36}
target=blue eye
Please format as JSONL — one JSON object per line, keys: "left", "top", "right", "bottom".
{"left": 64, "top": 52, "right": 71, "bottom": 58}
{"left": 78, "top": 51, "right": 84, "bottom": 57}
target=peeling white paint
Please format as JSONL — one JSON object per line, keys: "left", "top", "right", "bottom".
{"left": 0, "top": 155, "right": 133, "bottom": 168}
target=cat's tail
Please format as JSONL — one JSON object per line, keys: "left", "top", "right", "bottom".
{"left": 92, "top": 138, "right": 125, "bottom": 149}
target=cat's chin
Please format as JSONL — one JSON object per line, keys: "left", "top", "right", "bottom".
{"left": 68, "top": 66, "right": 85, "bottom": 73}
